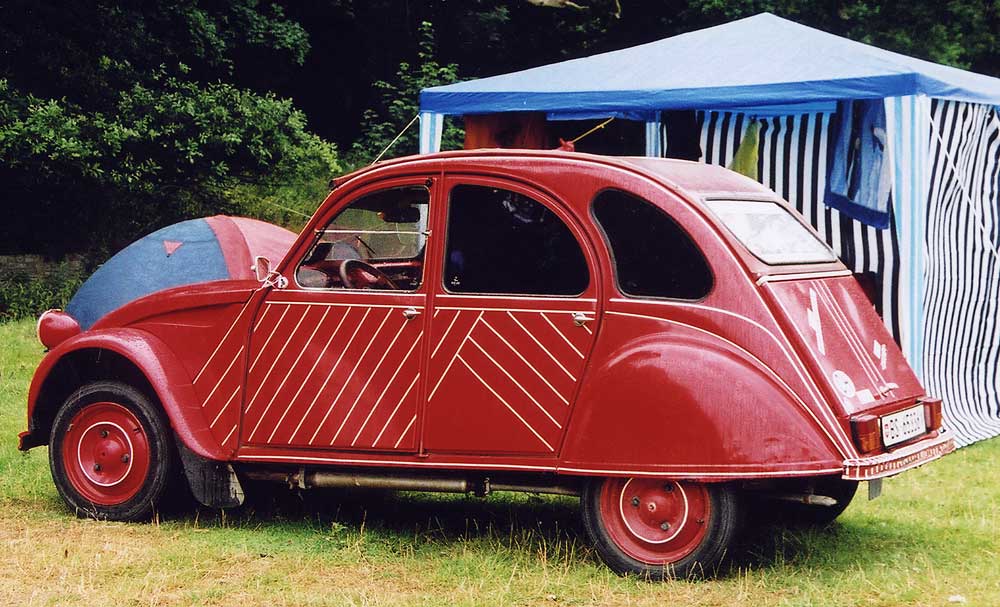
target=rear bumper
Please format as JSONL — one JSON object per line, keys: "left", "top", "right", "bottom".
{"left": 842, "top": 430, "right": 955, "bottom": 481}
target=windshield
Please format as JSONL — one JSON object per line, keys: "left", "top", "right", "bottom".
{"left": 313, "top": 186, "right": 428, "bottom": 261}
{"left": 705, "top": 199, "right": 836, "bottom": 265}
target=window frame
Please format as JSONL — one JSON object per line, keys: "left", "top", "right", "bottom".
{"left": 590, "top": 187, "right": 715, "bottom": 302}
{"left": 440, "top": 178, "right": 594, "bottom": 299}
{"left": 293, "top": 182, "right": 432, "bottom": 293}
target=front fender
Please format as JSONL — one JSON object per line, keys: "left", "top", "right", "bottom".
{"left": 560, "top": 328, "right": 845, "bottom": 479}
{"left": 26, "top": 328, "right": 231, "bottom": 461}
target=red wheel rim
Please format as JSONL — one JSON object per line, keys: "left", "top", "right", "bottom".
{"left": 61, "top": 402, "right": 150, "bottom": 506}
{"left": 599, "top": 478, "right": 711, "bottom": 565}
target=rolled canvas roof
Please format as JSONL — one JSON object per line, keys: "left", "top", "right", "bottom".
{"left": 421, "top": 13, "right": 1000, "bottom": 116}
{"left": 66, "top": 216, "right": 295, "bottom": 330}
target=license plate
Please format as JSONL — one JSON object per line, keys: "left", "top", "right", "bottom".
{"left": 881, "top": 405, "right": 925, "bottom": 447}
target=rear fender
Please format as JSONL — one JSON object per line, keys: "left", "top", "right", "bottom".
{"left": 26, "top": 328, "right": 231, "bottom": 461}
{"left": 561, "top": 329, "right": 847, "bottom": 478}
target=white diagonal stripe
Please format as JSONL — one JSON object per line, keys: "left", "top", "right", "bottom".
{"left": 222, "top": 423, "right": 238, "bottom": 445}
{"left": 309, "top": 308, "right": 393, "bottom": 444}
{"left": 484, "top": 318, "right": 569, "bottom": 404}
{"left": 201, "top": 345, "right": 244, "bottom": 408}
{"left": 506, "top": 312, "right": 576, "bottom": 381}
{"left": 194, "top": 302, "right": 251, "bottom": 384}
{"left": 253, "top": 304, "right": 273, "bottom": 332}
{"left": 373, "top": 373, "right": 420, "bottom": 448}
{"left": 211, "top": 386, "right": 241, "bottom": 429}
{"left": 431, "top": 310, "right": 461, "bottom": 359}
{"left": 392, "top": 414, "right": 418, "bottom": 449}
{"left": 428, "top": 311, "right": 482, "bottom": 401}
{"left": 332, "top": 316, "right": 410, "bottom": 444}
{"left": 249, "top": 306, "right": 332, "bottom": 441}
{"left": 469, "top": 337, "right": 561, "bottom": 428}
{"left": 352, "top": 331, "right": 423, "bottom": 445}
{"left": 540, "top": 312, "right": 584, "bottom": 358}
{"left": 289, "top": 307, "right": 370, "bottom": 442}
{"left": 458, "top": 356, "right": 553, "bottom": 451}
{"left": 249, "top": 304, "right": 291, "bottom": 372}
{"left": 266, "top": 308, "right": 351, "bottom": 443}
{"left": 247, "top": 306, "right": 311, "bottom": 412}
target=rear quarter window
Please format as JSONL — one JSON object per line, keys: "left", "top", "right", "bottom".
{"left": 592, "top": 189, "right": 712, "bottom": 300}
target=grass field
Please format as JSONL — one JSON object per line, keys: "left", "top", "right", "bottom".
{"left": 1, "top": 318, "right": 997, "bottom": 606}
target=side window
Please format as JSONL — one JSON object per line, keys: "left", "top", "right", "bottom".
{"left": 444, "top": 185, "right": 589, "bottom": 296}
{"left": 592, "top": 189, "right": 712, "bottom": 300}
{"left": 296, "top": 186, "right": 429, "bottom": 290}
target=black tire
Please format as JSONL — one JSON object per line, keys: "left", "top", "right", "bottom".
{"left": 581, "top": 477, "right": 741, "bottom": 580}
{"left": 49, "top": 380, "right": 177, "bottom": 521}
{"left": 774, "top": 476, "right": 858, "bottom": 527}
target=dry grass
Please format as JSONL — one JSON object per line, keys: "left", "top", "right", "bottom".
{"left": 1, "top": 318, "right": 998, "bottom": 606}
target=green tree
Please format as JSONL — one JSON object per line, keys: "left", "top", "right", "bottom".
{"left": 0, "top": 1, "right": 337, "bottom": 257}
{"left": 346, "top": 22, "right": 463, "bottom": 167}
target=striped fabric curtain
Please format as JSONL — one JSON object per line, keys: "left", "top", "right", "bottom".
{"left": 923, "top": 100, "right": 1000, "bottom": 446}
{"left": 697, "top": 110, "right": 903, "bottom": 341}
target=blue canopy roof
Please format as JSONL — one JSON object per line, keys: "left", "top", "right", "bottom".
{"left": 420, "top": 13, "right": 1000, "bottom": 116}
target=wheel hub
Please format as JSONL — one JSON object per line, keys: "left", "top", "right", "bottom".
{"left": 78, "top": 421, "right": 134, "bottom": 486}
{"left": 621, "top": 480, "right": 689, "bottom": 544}
{"left": 61, "top": 402, "right": 150, "bottom": 506}
{"left": 599, "top": 478, "right": 712, "bottom": 565}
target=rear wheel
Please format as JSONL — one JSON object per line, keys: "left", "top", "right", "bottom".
{"left": 49, "top": 381, "right": 176, "bottom": 521}
{"left": 581, "top": 477, "right": 741, "bottom": 579}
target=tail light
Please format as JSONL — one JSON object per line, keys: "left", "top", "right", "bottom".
{"left": 921, "top": 397, "right": 943, "bottom": 431}
{"left": 851, "top": 414, "right": 881, "bottom": 455}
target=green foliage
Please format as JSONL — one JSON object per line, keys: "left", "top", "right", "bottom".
{"left": 229, "top": 166, "right": 333, "bottom": 233}
{"left": 346, "top": 22, "right": 463, "bottom": 168}
{"left": 0, "top": 261, "right": 86, "bottom": 322}
{"left": 0, "top": 76, "right": 338, "bottom": 255}
{"left": 0, "top": 1, "right": 335, "bottom": 257}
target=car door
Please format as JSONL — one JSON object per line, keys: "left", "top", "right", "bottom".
{"left": 240, "top": 177, "right": 433, "bottom": 452}
{"left": 421, "top": 176, "right": 601, "bottom": 456}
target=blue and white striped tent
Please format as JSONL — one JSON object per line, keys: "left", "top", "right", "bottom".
{"left": 418, "top": 13, "right": 1000, "bottom": 447}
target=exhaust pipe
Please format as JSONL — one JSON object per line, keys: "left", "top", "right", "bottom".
{"left": 308, "top": 471, "right": 470, "bottom": 493}
{"left": 243, "top": 468, "right": 580, "bottom": 497}
{"left": 771, "top": 493, "right": 839, "bottom": 507}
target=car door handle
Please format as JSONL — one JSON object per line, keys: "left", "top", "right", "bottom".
{"left": 572, "top": 312, "right": 594, "bottom": 326}
{"left": 402, "top": 307, "right": 420, "bottom": 320}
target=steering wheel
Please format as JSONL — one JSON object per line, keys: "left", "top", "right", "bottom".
{"left": 339, "top": 259, "right": 400, "bottom": 290}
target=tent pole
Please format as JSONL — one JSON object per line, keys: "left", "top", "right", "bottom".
{"left": 645, "top": 111, "right": 662, "bottom": 157}
{"left": 419, "top": 112, "right": 445, "bottom": 154}
{"left": 886, "top": 94, "right": 930, "bottom": 380}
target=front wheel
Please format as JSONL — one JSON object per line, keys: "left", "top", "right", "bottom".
{"left": 49, "top": 381, "right": 176, "bottom": 521}
{"left": 581, "top": 477, "right": 741, "bottom": 579}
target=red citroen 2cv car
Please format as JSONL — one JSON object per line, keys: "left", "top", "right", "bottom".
{"left": 20, "top": 150, "right": 954, "bottom": 578}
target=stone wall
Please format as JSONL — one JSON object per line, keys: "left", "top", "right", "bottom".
{"left": 0, "top": 254, "right": 86, "bottom": 279}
